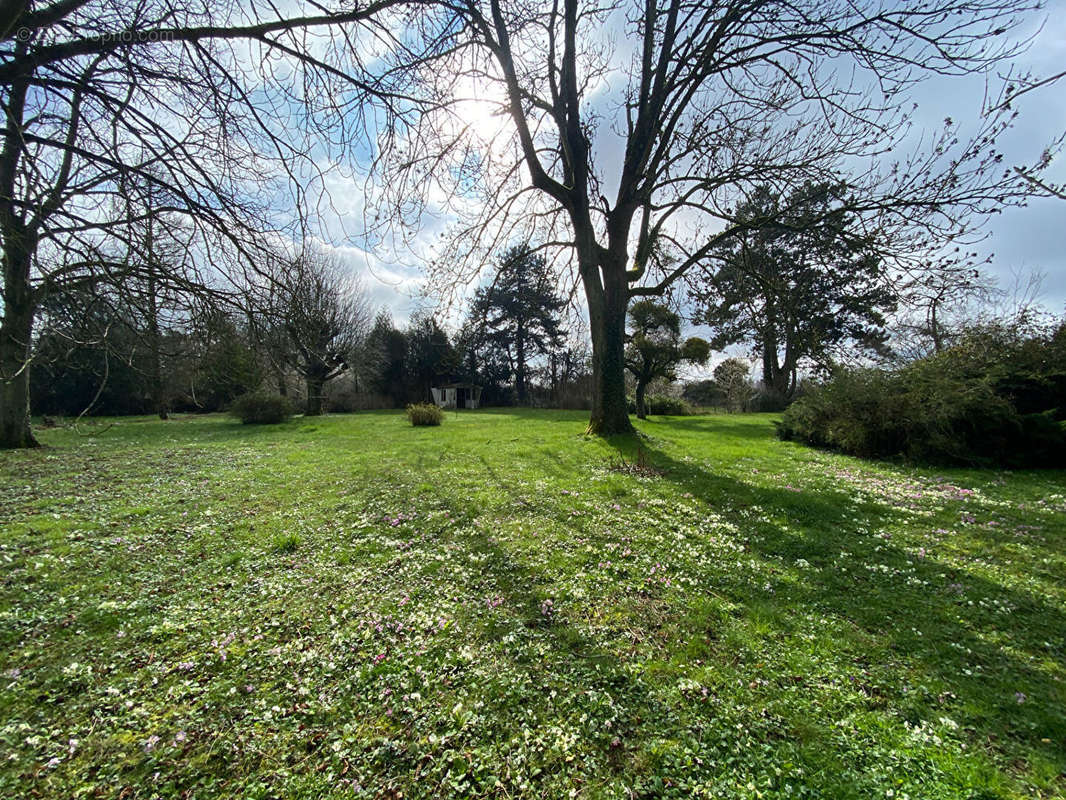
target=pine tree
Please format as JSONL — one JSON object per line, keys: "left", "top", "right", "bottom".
{"left": 471, "top": 246, "right": 567, "bottom": 405}
{"left": 692, "top": 183, "right": 896, "bottom": 398}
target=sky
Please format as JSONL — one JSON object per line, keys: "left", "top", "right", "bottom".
{"left": 321, "top": 3, "right": 1066, "bottom": 336}
{"left": 947, "top": 8, "right": 1066, "bottom": 311}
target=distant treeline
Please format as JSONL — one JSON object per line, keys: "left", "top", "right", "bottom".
{"left": 30, "top": 287, "right": 594, "bottom": 418}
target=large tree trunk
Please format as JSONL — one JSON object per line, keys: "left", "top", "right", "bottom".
{"left": 146, "top": 275, "right": 168, "bottom": 420}
{"left": 0, "top": 252, "right": 38, "bottom": 448}
{"left": 761, "top": 331, "right": 793, "bottom": 399}
{"left": 635, "top": 379, "right": 648, "bottom": 420}
{"left": 0, "top": 71, "right": 38, "bottom": 448}
{"left": 305, "top": 373, "right": 325, "bottom": 416}
{"left": 584, "top": 262, "right": 633, "bottom": 435}
{"left": 515, "top": 327, "right": 526, "bottom": 405}
{"left": 770, "top": 366, "right": 791, "bottom": 397}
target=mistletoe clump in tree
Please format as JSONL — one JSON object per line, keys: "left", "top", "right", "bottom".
{"left": 691, "top": 183, "right": 896, "bottom": 399}
{"left": 624, "top": 300, "right": 710, "bottom": 419}
{"left": 470, "top": 246, "right": 567, "bottom": 405}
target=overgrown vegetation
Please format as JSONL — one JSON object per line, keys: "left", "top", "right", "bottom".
{"left": 625, "top": 394, "right": 694, "bottom": 416}
{"left": 229, "top": 393, "right": 294, "bottom": 425}
{"left": 779, "top": 322, "right": 1066, "bottom": 466}
{"left": 406, "top": 402, "right": 444, "bottom": 426}
{"left": 1, "top": 411, "right": 1063, "bottom": 798}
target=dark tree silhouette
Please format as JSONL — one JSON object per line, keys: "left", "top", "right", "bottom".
{"left": 624, "top": 300, "right": 709, "bottom": 419}
{"left": 364, "top": 311, "right": 409, "bottom": 406}
{"left": 405, "top": 314, "right": 458, "bottom": 403}
{"left": 470, "top": 246, "right": 567, "bottom": 405}
{"left": 691, "top": 183, "right": 896, "bottom": 398}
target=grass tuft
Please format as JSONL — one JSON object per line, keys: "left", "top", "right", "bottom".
{"left": 406, "top": 402, "right": 443, "bottom": 426}
{"left": 271, "top": 532, "right": 299, "bottom": 553}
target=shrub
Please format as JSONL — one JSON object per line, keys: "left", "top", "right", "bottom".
{"left": 626, "top": 394, "right": 695, "bottom": 416}
{"left": 406, "top": 402, "right": 443, "bottom": 426}
{"left": 778, "top": 322, "right": 1066, "bottom": 467}
{"left": 682, "top": 379, "right": 723, "bottom": 408}
{"left": 750, "top": 385, "right": 793, "bottom": 412}
{"left": 230, "top": 392, "right": 294, "bottom": 424}
{"left": 648, "top": 395, "right": 695, "bottom": 415}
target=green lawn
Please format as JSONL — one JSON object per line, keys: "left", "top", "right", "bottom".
{"left": 1, "top": 410, "right": 1064, "bottom": 799}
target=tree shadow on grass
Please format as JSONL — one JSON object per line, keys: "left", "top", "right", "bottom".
{"left": 438, "top": 455, "right": 671, "bottom": 781}
{"left": 451, "top": 445, "right": 1062, "bottom": 795}
{"left": 602, "top": 432, "right": 1066, "bottom": 779}
{"left": 638, "top": 414, "right": 780, "bottom": 440}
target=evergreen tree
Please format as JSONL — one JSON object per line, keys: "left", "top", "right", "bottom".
{"left": 691, "top": 182, "right": 896, "bottom": 398}
{"left": 31, "top": 286, "right": 150, "bottom": 417}
{"left": 455, "top": 321, "right": 511, "bottom": 406}
{"left": 405, "top": 314, "right": 458, "bottom": 402}
{"left": 471, "top": 246, "right": 567, "bottom": 405}
{"left": 192, "top": 308, "right": 264, "bottom": 410}
{"left": 364, "top": 312, "right": 409, "bottom": 406}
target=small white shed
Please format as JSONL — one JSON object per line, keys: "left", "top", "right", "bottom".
{"left": 431, "top": 382, "right": 483, "bottom": 409}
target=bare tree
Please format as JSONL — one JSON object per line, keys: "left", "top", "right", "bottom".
{"left": 257, "top": 245, "right": 372, "bottom": 416}
{"left": 713, "top": 357, "right": 755, "bottom": 414}
{"left": 370, "top": 0, "right": 1042, "bottom": 434}
{"left": 891, "top": 261, "right": 1001, "bottom": 361}
{"left": 997, "top": 72, "right": 1066, "bottom": 201}
{"left": 0, "top": 1, "right": 420, "bottom": 447}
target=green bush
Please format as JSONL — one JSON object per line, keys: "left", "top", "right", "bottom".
{"left": 681, "top": 379, "right": 723, "bottom": 407}
{"left": 406, "top": 402, "right": 443, "bottom": 426}
{"left": 626, "top": 394, "right": 695, "bottom": 416}
{"left": 650, "top": 395, "right": 695, "bottom": 415}
{"left": 778, "top": 322, "right": 1066, "bottom": 467}
{"left": 230, "top": 392, "right": 294, "bottom": 425}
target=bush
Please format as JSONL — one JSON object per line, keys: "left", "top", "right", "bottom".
{"left": 626, "top": 394, "right": 695, "bottom": 415}
{"left": 778, "top": 323, "right": 1066, "bottom": 467}
{"left": 750, "top": 386, "right": 792, "bottom": 412}
{"left": 406, "top": 402, "right": 443, "bottom": 426}
{"left": 230, "top": 392, "right": 294, "bottom": 424}
{"left": 649, "top": 395, "right": 695, "bottom": 415}
{"left": 682, "top": 379, "right": 723, "bottom": 408}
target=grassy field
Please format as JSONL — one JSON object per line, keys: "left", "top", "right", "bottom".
{"left": 1, "top": 409, "right": 1064, "bottom": 799}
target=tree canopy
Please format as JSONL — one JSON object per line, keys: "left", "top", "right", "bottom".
{"left": 470, "top": 246, "right": 567, "bottom": 405}
{"left": 624, "top": 300, "right": 709, "bottom": 418}
{"left": 371, "top": 0, "right": 1039, "bottom": 434}
{"left": 690, "top": 182, "right": 897, "bottom": 397}
{"left": 1, "top": 1, "right": 1050, "bottom": 444}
